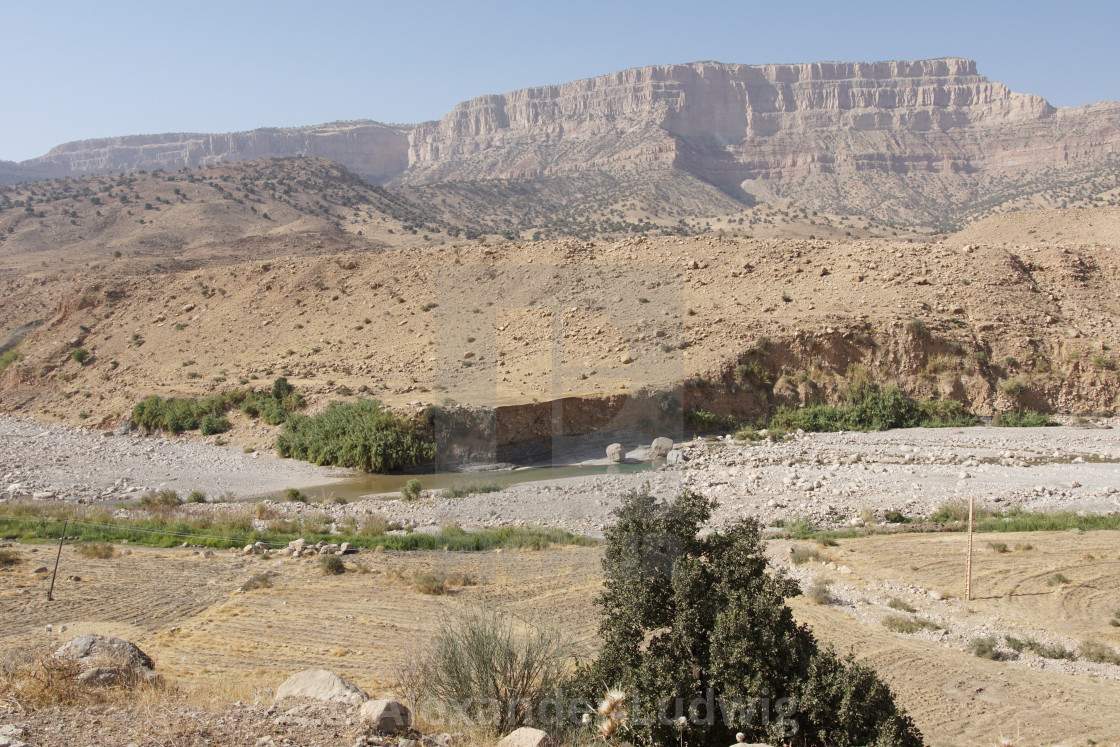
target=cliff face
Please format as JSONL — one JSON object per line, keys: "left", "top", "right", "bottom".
{"left": 403, "top": 58, "right": 1120, "bottom": 207}
{"left": 6, "top": 58, "right": 1120, "bottom": 225}
{"left": 21, "top": 121, "right": 411, "bottom": 183}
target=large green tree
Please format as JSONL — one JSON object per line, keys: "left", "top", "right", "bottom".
{"left": 574, "top": 488, "right": 923, "bottom": 746}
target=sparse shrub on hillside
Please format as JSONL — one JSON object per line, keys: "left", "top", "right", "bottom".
{"left": 566, "top": 487, "right": 923, "bottom": 746}
{"left": 319, "top": 555, "right": 345, "bottom": 575}
{"left": 968, "top": 636, "right": 999, "bottom": 659}
{"left": 0, "top": 347, "right": 21, "bottom": 375}
{"left": 683, "top": 408, "right": 737, "bottom": 431}
{"left": 998, "top": 378, "right": 1027, "bottom": 397}
{"left": 240, "top": 572, "right": 273, "bottom": 591}
{"left": 917, "top": 398, "right": 977, "bottom": 427}
{"left": 71, "top": 348, "right": 89, "bottom": 365}
{"left": 790, "top": 546, "right": 823, "bottom": 565}
{"left": 405, "top": 569, "right": 477, "bottom": 595}
{"left": 75, "top": 542, "right": 116, "bottom": 559}
{"left": 994, "top": 409, "right": 1057, "bottom": 427}
{"left": 277, "top": 399, "right": 434, "bottom": 473}
{"left": 140, "top": 490, "right": 181, "bottom": 507}
{"left": 187, "top": 490, "right": 207, "bottom": 503}
{"left": 1080, "top": 640, "right": 1120, "bottom": 665}
{"left": 882, "top": 615, "right": 940, "bottom": 634}
{"left": 905, "top": 320, "right": 928, "bottom": 338}
{"left": 806, "top": 578, "right": 833, "bottom": 605}
{"left": 887, "top": 597, "right": 916, "bottom": 613}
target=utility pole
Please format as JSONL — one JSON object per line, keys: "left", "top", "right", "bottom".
{"left": 47, "top": 520, "right": 67, "bottom": 602}
{"left": 965, "top": 497, "right": 974, "bottom": 602}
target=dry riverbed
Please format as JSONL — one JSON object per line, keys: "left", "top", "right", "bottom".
{"left": 3, "top": 415, "right": 1120, "bottom": 535}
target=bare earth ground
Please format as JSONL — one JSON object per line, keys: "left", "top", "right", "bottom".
{"left": 2, "top": 531, "right": 1119, "bottom": 746}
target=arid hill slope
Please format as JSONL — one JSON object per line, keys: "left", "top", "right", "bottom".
{"left": 5, "top": 59, "right": 1119, "bottom": 229}
{"left": 4, "top": 231, "right": 1120, "bottom": 442}
{"left": 951, "top": 205, "right": 1120, "bottom": 247}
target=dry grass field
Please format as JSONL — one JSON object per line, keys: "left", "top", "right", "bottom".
{"left": 3, "top": 530, "right": 1119, "bottom": 745}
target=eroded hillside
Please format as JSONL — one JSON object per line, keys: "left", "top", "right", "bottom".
{"left": 3, "top": 230, "right": 1119, "bottom": 447}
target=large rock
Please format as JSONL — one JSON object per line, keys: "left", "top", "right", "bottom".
{"left": 359, "top": 698, "right": 412, "bottom": 734}
{"left": 666, "top": 449, "right": 684, "bottom": 465}
{"left": 605, "top": 443, "right": 625, "bottom": 463}
{"left": 275, "top": 669, "right": 369, "bottom": 706}
{"left": 650, "top": 437, "right": 674, "bottom": 458}
{"left": 496, "top": 727, "right": 554, "bottom": 747}
{"left": 54, "top": 634, "right": 157, "bottom": 687}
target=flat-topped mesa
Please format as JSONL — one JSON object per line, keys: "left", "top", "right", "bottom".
{"left": 404, "top": 58, "right": 1057, "bottom": 180}
{"left": 24, "top": 120, "right": 411, "bottom": 183}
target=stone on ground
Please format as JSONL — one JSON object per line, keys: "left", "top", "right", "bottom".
{"left": 496, "top": 727, "right": 554, "bottom": 747}
{"left": 359, "top": 698, "right": 412, "bottom": 734}
{"left": 650, "top": 437, "right": 674, "bottom": 458}
{"left": 605, "top": 443, "right": 624, "bottom": 462}
{"left": 274, "top": 669, "right": 369, "bottom": 706}
{"left": 54, "top": 634, "right": 158, "bottom": 686}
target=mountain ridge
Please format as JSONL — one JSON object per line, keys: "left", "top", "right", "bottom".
{"left": 4, "top": 57, "right": 1120, "bottom": 228}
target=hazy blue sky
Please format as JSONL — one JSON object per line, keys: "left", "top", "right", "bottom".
{"left": 2, "top": 0, "right": 1117, "bottom": 162}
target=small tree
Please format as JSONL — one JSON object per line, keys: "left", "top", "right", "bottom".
{"left": 572, "top": 488, "right": 922, "bottom": 746}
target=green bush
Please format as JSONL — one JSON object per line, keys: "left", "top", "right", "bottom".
{"left": 769, "top": 384, "right": 971, "bottom": 433}
{"left": 199, "top": 414, "right": 231, "bottom": 436}
{"left": 133, "top": 379, "right": 303, "bottom": 435}
{"left": 0, "top": 347, "right": 21, "bottom": 376}
{"left": 401, "top": 478, "right": 423, "bottom": 501}
{"left": 140, "top": 490, "right": 181, "bottom": 507}
{"left": 568, "top": 487, "right": 922, "bottom": 746}
{"left": 276, "top": 399, "right": 434, "bottom": 473}
{"left": 283, "top": 488, "right": 308, "bottom": 503}
{"left": 968, "top": 636, "right": 998, "bottom": 659}
{"left": 187, "top": 490, "right": 207, "bottom": 503}
{"left": 441, "top": 482, "right": 502, "bottom": 499}
{"left": 72, "top": 348, "right": 90, "bottom": 365}
{"left": 994, "top": 410, "right": 1057, "bottom": 427}
{"left": 319, "top": 555, "right": 345, "bottom": 575}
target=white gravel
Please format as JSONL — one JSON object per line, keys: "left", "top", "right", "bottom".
{"left": 4, "top": 416, "right": 1120, "bottom": 535}
{"left": 0, "top": 415, "right": 349, "bottom": 502}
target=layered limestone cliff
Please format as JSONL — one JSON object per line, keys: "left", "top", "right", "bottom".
{"left": 6, "top": 58, "right": 1120, "bottom": 224}
{"left": 21, "top": 121, "right": 410, "bottom": 183}
{"left": 403, "top": 58, "right": 1120, "bottom": 212}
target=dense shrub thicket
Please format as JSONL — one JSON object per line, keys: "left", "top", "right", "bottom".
{"left": 569, "top": 488, "right": 923, "bottom": 746}
{"left": 131, "top": 378, "right": 303, "bottom": 435}
{"left": 276, "top": 399, "right": 434, "bottom": 473}
{"left": 769, "top": 383, "right": 976, "bottom": 433}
